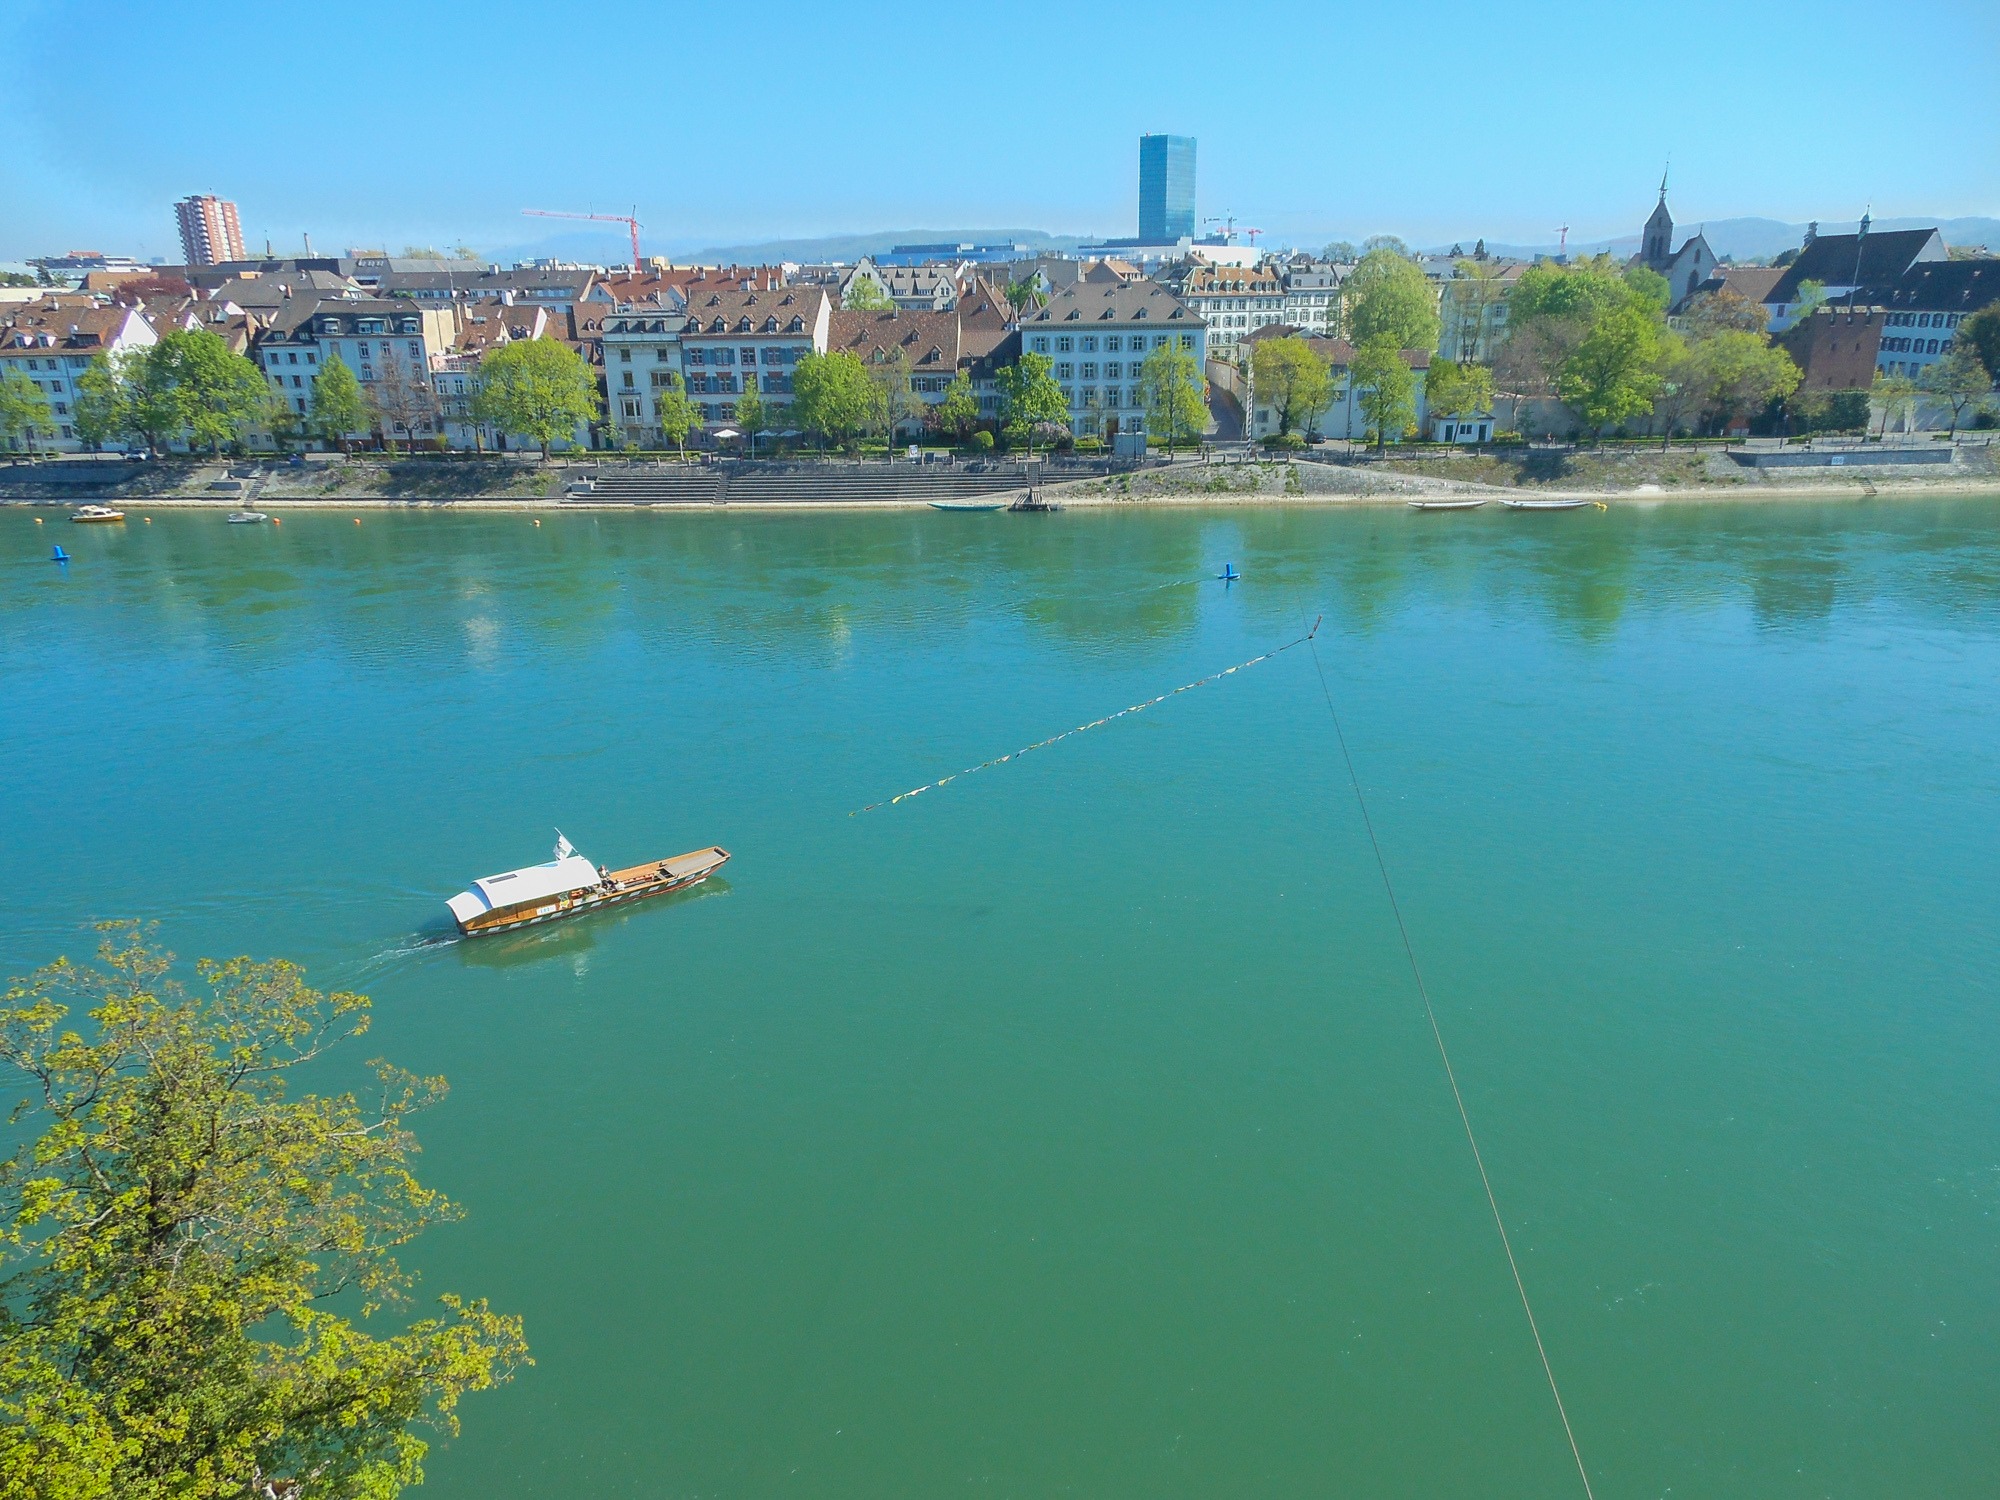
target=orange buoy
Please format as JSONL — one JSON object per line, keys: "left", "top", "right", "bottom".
{"left": 354, "top": 518, "right": 362, "bottom": 525}
{"left": 273, "top": 517, "right": 281, "bottom": 526}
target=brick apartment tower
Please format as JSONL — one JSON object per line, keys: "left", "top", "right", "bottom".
{"left": 174, "top": 194, "right": 246, "bottom": 266}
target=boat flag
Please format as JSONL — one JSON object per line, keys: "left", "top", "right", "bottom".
{"left": 554, "top": 831, "right": 575, "bottom": 860}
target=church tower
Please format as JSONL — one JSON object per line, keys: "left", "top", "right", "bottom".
{"left": 1641, "top": 169, "right": 1674, "bottom": 272}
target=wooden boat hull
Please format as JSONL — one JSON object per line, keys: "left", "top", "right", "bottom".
{"left": 455, "top": 846, "right": 729, "bottom": 936}
{"left": 1409, "top": 499, "right": 1487, "bottom": 510}
{"left": 1501, "top": 498, "right": 1588, "bottom": 510}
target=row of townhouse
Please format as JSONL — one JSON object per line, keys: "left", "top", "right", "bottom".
{"left": 1016, "top": 280, "right": 1206, "bottom": 438}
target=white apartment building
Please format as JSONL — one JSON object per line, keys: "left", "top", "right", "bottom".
{"left": 252, "top": 297, "right": 459, "bottom": 438}
{"left": 1178, "top": 263, "right": 1281, "bottom": 359}
{"left": 1280, "top": 260, "right": 1342, "bottom": 336}
{"left": 601, "top": 286, "right": 833, "bottom": 438}
{"left": 1018, "top": 280, "right": 1205, "bottom": 438}
{"left": 0, "top": 299, "right": 157, "bottom": 451}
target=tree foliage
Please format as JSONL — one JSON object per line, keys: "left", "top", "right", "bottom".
{"left": 995, "top": 350, "right": 1069, "bottom": 452}
{"left": 1350, "top": 336, "right": 1415, "bottom": 449}
{"left": 0, "top": 925, "right": 528, "bottom": 1499}
{"left": 1345, "top": 248, "right": 1440, "bottom": 352}
{"left": 1555, "top": 302, "right": 1666, "bottom": 436}
{"left": 841, "top": 272, "right": 894, "bottom": 312}
{"left": 1423, "top": 358, "right": 1494, "bottom": 420}
{"left": 1679, "top": 286, "right": 1768, "bottom": 339}
{"left": 72, "top": 355, "right": 128, "bottom": 451}
{"left": 1919, "top": 344, "right": 1996, "bottom": 435}
{"left": 1958, "top": 303, "right": 2000, "bottom": 383}
{"left": 141, "top": 330, "right": 273, "bottom": 455}
{"left": 0, "top": 369, "right": 54, "bottom": 454}
{"left": 936, "top": 372, "right": 979, "bottom": 441}
{"left": 310, "top": 360, "right": 371, "bottom": 452}
{"left": 468, "top": 339, "right": 598, "bottom": 458}
{"left": 1695, "top": 331, "right": 1800, "bottom": 430}
{"left": 652, "top": 373, "right": 697, "bottom": 458}
{"left": 1138, "top": 340, "right": 1207, "bottom": 453}
{"left": 1871, "top": 371, "right": 1919, "bottom": 435}
{"left": 790, "top": 349, "right": 879, "bottom": 451}
{"left": 1250, "top": 337, "right": 1331, "bottom": 437}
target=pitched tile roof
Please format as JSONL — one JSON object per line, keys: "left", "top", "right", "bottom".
{"left": 1022, "top": 278, "right": 1198, "bottom": 326}
{"left": 1767, "top": 228, "right": 1944, "bottom": 304}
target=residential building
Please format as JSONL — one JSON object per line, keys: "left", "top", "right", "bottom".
{"left": 251, "top": 297, "right": 459, "bottom": 437}
{"left": 599, "top": 285, "right": 833, "bottom": 439}
{"left": 1279, "top": 259, "right": 1342, "bottom": 337}
{"left": 0, "top": 298, "right": 158, "bottom": 450}
{"left": 27, "top": 250, "right": 152, "bottom": 287}
{"left": 1138, "top": 135, "right": 1196, "bottom": 242}
{"left": 1421, "top": 254, "right": 1527, "bottom": 362}
{"left": 1177, "top": 263, "right": 1282, "bottom": 359}
{"left": 1865, "top": 259, "right": 2000, "bottom": 379}
{"left": 1764, "top": 218, "right": 1946, "bottom": 331}
{"left": 175, "top": 195, "right": 247, "bottom": 267}
{"left": 432, "top": 300, "right": 566, "bottom": 450}
{"left": 840, "top": 258, "right": 964, "bottom": 311}
{"left": 826, "top": 307, "right": 1002, "bottom": 437}
{"left": 1017, "top": 278, "right": 1205, "bottom": 438}
{"left": 1240, "top": 325, "right": 1430, "bottom": 443}
{"left": 1778, "top": 306, "right": 1885, "bottom": 391}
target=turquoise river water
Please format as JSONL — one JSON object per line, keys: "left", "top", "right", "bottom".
{"left": 5, "top": 498, "right": 1999, "bottom": 1497}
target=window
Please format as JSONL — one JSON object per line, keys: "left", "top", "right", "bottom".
{"left": 1918, "top": 314, "right": 1931, "bottom": 328}
{"left": 1056, "top": 363, "right": 1073, "bottom": 380}
{"left": 292, "top": 375, "right": 302, "bottom": 388}
{"left": 54, "top": 402, "right": 67, "bottom": 415}
{"left": 1106, "top": 336, "right": 1122, "bottom": 352}
{"left": 741, "top": 348, "right": 756, "bottom": 364}
{"left": 1056, "top": 336, "right": 1073, "bottom": 352}
{"left": 1080, "top": 363, "right": 1097, "bottom": 379}
{"left": 1106, "top": 362, "right": 1122, "bottom": 379}
{"left": 306, "top": 353, "right": 316, "bottom": 364}
{"left": 1031, "top": 336, "right": 1049, "bottom": 353}
{"left": 763, "top": 348, "right": 782, "bottom": 364}
{"left": 622, "top": 372, "right": 635, "bottom": 388}
{"left": 718, "top": 348, "right": 735, "bottom": 365}
{"left": 689, "top": 349, "right": 707, "bottom": 365}
{"left": 1179, "top": 335, "right": 1193, "bottom": 350}
{"left": 619, "top": 348, "right": 632, "bottom": 362}
{"left": 1081, "top": 336, "right": 1097, "bottom": 352}
{"left": 408, "top": 342, "right": 421, "bottom": 359}
{"left": 623, "top": 399, "right": 639, "bottom": 418}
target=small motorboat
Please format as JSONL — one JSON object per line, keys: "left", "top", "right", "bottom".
{"left": 1409, "top": 498, "right": 1488, "bottom": 510}
{"left": 446, "top": 832, "right": 729, "bottom": 937}
{"left": 1501, "top": 497, "right": 1589, "bottom": 510}
{"left": 71, "top": 505, "right": 125, "bottom": 523}
{"left": 928, "top": 499, "right": 1006, "bottom": 512}
{"left": 226, "top": 510, "right": 271, "bottom": 524}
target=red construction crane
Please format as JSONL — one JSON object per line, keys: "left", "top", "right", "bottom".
{"left": 1243, "top": 227, "right": 1266, "bottom": 246}
{"left": 522, "top": 207, "right": 642, "bottom": 271}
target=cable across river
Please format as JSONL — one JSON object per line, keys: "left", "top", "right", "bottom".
{"left": 850, "top": 618, "right": 1320, "bottom": 816}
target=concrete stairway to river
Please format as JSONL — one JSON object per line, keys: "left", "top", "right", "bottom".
{"left": 584, "top": 463, "right": 1033, "bottom": 506}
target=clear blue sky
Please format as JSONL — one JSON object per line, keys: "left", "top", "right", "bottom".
{"left": 3, "top": 0, "right": 1994, "bottom": 263}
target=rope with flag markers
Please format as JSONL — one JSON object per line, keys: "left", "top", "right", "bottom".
{"left": 850, "top": 617, "right": 1320, "bottom": 816}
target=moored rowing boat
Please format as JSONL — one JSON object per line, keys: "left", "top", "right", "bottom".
{"left": 446, "top": 833, "right": 729, "bottom": 936}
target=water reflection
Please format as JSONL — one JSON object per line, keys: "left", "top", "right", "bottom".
{"left": 8, "top": 501, "right": 1999, "bottom": 669}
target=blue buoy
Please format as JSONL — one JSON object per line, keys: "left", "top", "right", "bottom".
{"left": 51, "top": 545, "right": 69, "bottom": 562}
{"left": 1219, "top": 563, "right": 1240, "bottom": 582}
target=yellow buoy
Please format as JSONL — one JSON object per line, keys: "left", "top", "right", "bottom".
{"left": 34, "top": 517, "right": 43, "bottom": 525}
{"left": 145, "top": 516, "right": 153, "bottom": 523}
{"left": 533, "top": 518, "right": 541, "bottom": 527}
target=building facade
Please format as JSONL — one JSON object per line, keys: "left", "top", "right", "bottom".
{"left": 0, "top": 300, "right": 158, "bottom": 450}
{"left": 1177, "top": 263, "right": 1282, "bottom": 358}
{"left": 1018, "top": 279, "right": 1205, "bottom": 438}
{"left": 599, "top": 286, "right": 833, "bottom": 438}
{"left": 1138, "top": 135, "right": 1196, "bottom": 242}
{"left": 252, "top": 297, "right": 459, "bottom": 437}
{"left": 174, "top": 195, "right": 247, "bottom": 268}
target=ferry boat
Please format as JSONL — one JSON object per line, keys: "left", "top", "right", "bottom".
{"left": 71, "top": 505, "right": 126, "bottom": 522}
{"left": 446, "top": 833, "right": 729, "bottom": 937}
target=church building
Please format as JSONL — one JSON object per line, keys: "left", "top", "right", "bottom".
{"left": 1636, "top": 177, "right": 1717, "bottom": 312}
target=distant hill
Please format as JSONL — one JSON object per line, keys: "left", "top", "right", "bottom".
{"left": 1430, "top": 216, "right": 2000, "bottom": 264}
{"left": 487, "top": 227, "right": 1094, "bottom": 268}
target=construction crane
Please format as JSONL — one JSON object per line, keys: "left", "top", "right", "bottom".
{"left": 522, "top": 207, "right": 642, "bottom": 271}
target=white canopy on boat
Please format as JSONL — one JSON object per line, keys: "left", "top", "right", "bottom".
{"left": 447, "top": 851, "right": 600, "bottom": 925}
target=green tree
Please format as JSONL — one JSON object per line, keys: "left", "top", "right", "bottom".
{"left": 1788, "top": 278, "right": 1829, "bottom": 322}
{"left": 1556, "top": 302, "right": 1666, "bottom": 438}
{"left": 310, "top": 358, "right": 370, "bottom": 452}
{"left": 842, "top": 270, "right": 894, "bottom": 311}
{"left": 1919, "top": 343, "right": 1996, "bottom": 436}
{"left": 996, "top": 349, "right": 1069, "bottom": 454}
{"left": 1650, "top": 334, "right": 1714, "bottom": 447}
{"left": 1139, "top": 340, "right": 1207, "bottom": 455}
{"left": 1958, "top": 303, "right": 2000, "bottom": 383}
{"left": 1422, "top": 358, "right": 1494, "bottom": 421}
{"left": 1695, "top": 331, "right": 1801, "bottom": 433}
{"left": 1350, "top": 336, "right": 1415, "bottom": 449}
{"left": 0, "top": 368, "right": 54, "bottom": 455}
{"left": 72, "top": 354, "right": 130, "bottom": 451}
{"left": 733, "top": 381, "right": 767, "bottom": 456}
{"left": 1621, "top": 264, "right": 1672, "bottom": 313}
{"left": 1871, "top": 371, "right": 1919, "bottom": 436}
{"left": 1497, "top": 254, "right": 1650, "bottom": 399}
{"left": 1345, "top": 247, "right": 1440, "bottom": 352}
{"left": 1250, "top": 336, "right": 1332, "bottom": 437}
{"left": 790, "top": 349, "right": 878, "bottom": 454}
{"left": 866, "top": 349, "right": 919, "bottom": 448}
{"left": 1005, "top": 277, "right": 1047, "bottom": 315}
{"left": 936, "top": 370, "right": 980, "bottom": 442}
{"left": 141, "top": 328, "right": 271, "bottom": 455}
{"left": 654, "top": 372, "right": 697, "bottom": 459}
{"left": 469, "top": 339, "right": 599, "bottom": 459}
{"left": 1679, "top": 286, "right": 1768, "bottom": 339}
{"left": 0, "top": 924, "right": 528, "bottom": 1498}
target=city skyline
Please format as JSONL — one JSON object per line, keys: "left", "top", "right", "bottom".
{"left": 1, "top": 0, "right": 1993, "bottom": 265}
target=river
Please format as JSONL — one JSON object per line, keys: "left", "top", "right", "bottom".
{"left": 6, "top": 498, "right": 1998, "bottom": 1497}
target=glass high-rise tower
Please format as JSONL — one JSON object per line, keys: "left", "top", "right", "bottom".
{"left": 1138, "top": 135, "right": 1196, "bottom": 243}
